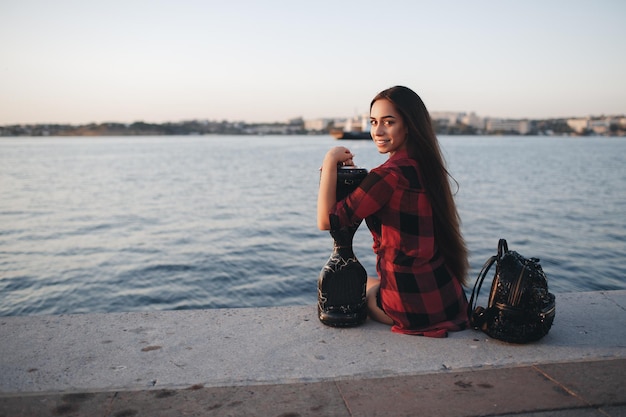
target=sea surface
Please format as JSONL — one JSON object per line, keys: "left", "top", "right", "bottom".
{"left": 1, "top": 135, "right": 624, "bottom": 316}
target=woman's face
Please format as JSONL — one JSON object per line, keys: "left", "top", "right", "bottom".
{"left": 370, "top": 99, "right": 408, "bottom": 156}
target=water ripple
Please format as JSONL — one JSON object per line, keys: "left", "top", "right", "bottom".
{"left": 1, "top": 135, "right": 624, "bottom": 316}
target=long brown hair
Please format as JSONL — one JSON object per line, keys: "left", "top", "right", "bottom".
{"left": 371, "top": 86, "right": 469, "bottom": 285}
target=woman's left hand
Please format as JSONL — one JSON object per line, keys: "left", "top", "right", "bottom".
{"left": 318, "top": 146, "right": 354, "bottom": 230}
{"left": 323, "top": 146, "right": 355, "bottom": 168}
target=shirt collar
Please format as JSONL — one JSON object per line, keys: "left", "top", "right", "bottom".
{"left": 388, "top": 148, "right": 410, "bottom": 161}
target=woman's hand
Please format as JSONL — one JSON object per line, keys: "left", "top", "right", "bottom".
{"left": 317, "top": 147, "right": 355, "bottom": 230}
{"left": 323, "top": 146, "right": 354, "bottom": 169}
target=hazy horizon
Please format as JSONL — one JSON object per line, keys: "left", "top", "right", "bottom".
{"left": 1, "top": 0, "right": 625, "bottom": 125}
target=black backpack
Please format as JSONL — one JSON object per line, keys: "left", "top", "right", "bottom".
{"left": 468, "top": 239, "right": 556, "bottom": 343}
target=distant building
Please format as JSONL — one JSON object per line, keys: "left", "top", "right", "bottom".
{"left": 460, "top": 112, "right": 485, "bottom": 130}
{"left": 567, "top": 117, "right": 613, "bottom": 135}
{"left": 486, "top": 119, "right": 530, "bottom": 134}
{"left": 304, "top": 118, "right": 332, "bottom": 132}
{"left": 567, "top": 118, "right": 589, "bottom": 134}
{"left": 589, "top": 118, "right": 611, "bottom": 135}
{"left": 431, "top": 112, "right": 464, "bottom": 126}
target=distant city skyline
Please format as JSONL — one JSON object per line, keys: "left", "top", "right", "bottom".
{"left": 1, "top": 0, "right": 625, "bottom": 125}
{"left": 2, "top": 110, "right": 624, "bottom": 127}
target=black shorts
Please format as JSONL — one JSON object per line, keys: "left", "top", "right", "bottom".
{"left": 376, "top": 290, "right": 383, "bottom": 310}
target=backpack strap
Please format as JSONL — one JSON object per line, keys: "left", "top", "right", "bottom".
{"left": 508, "top": 258, "right": 530, "bottom": 307}
{"left": 467, "top": 254, "right": 498, "bottom": 328}
{"left": 497, "top": 238, "right": 508, "bottom": 259}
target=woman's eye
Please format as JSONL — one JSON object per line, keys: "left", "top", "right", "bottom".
{"left": 370, "top": 120, "right": 377, "bottom": 126}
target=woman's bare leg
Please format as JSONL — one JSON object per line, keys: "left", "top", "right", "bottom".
{"left": 366, "top": 277, "right": 394, "bottom": 325}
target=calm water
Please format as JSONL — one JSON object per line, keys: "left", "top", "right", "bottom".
{"left": 1, "top": 135, "right": 624, "bottom": 316}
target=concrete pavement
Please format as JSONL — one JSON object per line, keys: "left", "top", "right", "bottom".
{"left": 1, "top": 290, "right": 625, "bottom": 416}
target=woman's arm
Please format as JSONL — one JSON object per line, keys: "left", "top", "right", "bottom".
{"left": 317, "top": 147, "right": 354, "bottom": 230}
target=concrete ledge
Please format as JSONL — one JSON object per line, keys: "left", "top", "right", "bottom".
{"left": 2, "top": 359, "right": 625, "bottom": 417}
{"left": 1, "top": 291, "right": 625, "bottom": 395}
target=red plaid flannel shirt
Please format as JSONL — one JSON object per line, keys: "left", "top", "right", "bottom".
{"left": 331, "top": 150, "right": 468, "bottom": 336}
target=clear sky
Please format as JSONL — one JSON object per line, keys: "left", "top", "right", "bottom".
{"left": 1, "top": 0, "right": 625, "bottom": 125}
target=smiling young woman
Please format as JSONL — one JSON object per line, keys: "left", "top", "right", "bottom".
{"left": 317, "top": 85, "right": 469, "bottom": 337}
